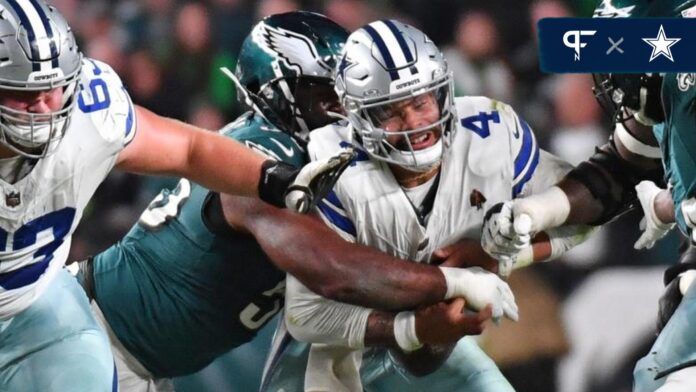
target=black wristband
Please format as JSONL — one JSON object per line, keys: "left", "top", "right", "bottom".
{"left": 258, "top": 160, "right": 299, "bottom": 208}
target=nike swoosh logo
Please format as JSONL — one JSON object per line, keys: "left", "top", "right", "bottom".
{"left": 269, "top": 138, "right": 295, "bottom": 158}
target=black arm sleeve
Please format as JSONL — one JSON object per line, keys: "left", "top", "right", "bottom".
{"left": 565, "top": 136, "right": 664, "bottom": 225}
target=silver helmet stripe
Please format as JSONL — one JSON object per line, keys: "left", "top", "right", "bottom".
{"left": 7, "top": 0, "right": 54, "bottom": 72}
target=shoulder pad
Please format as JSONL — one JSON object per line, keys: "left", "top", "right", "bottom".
{"left": 225, "top": 114, "right": 305, "bottom": 167}
{"left": 455, "top": 96, "right": 539, "bottom": 194}
{"left": 76, "top": 58, "right": 136, "bottom": 146}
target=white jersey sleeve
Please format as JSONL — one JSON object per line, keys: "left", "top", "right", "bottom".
{"left": 284, "top": 274, "right": 372, "bottom": 349}
{"left": 77, "top": 58, "right": 137, "bottom": 149}
{"left": 457, "top": 97, "right": 573, "bottom": 198}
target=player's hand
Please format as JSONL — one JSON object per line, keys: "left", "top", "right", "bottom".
{"left": 634, "top": 181, "right": 674, "bottom": 249}
{"left": 284, "top": 148, "right": 356, "bottom": 213}
{"left": 657, "top": 269, "right": 696, "bottom": 331}
{"left": 415, "top": 298, "right": 492, "bottom": 345}
{"left": 432, "top": 238, "right": 498, "bottom": 273}
{"left": 482, "top": 202, "right": 532, "bottom": 275}
{"left": 680, "top": 198, "right": 696, "bottom": 243}
{"left": 439, "top": 266, "right": 519, "bottom": 322}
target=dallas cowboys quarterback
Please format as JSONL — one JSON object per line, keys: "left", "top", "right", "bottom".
{"left": 77, "top": 12, "right": 518, "bottom": 391}
{"left": 0, "top": 2, "right": 354, "bottom": 391}
{"left": 481, "top": 1, "right": 696, "bottom": 391}
{"left": 261, "top": 20, "right": 594, "bottom": 392}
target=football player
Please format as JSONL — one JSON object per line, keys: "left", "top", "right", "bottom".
{"left": 77, "top": 12, "right": 517, "bottom": 391}
{"left": 481, "top": 1, "right": 696, "bottom": 390}
{"left": 261, "top": 20, "right": 594, "bottom": 391}
{"left": 0, "top": 2, "right": 356, "bottom": 391}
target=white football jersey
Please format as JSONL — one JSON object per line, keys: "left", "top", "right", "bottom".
{"left": 309, "top": 96, "right": 572, "bottom": 262}
{"left": 0, "top": 58, "right": 136, "bottom": 318}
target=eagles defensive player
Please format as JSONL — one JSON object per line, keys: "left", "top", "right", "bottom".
{"left": 482, "top": 1, "right": 696, "bottom": 391}
{"left": 0, "top": 2, "right": 354, "bottom": 391}
{"left": 262, "top": 20, "right": 593, "bottom": 392}
{"left": 79, "top": 12, "right": 516, "bottom": 391}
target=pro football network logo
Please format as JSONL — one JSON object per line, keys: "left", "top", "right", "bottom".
{"left": 563, "top": 30, "right": 596, "bottom": 61}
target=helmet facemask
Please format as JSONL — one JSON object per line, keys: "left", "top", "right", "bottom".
{"left": 592, "top": 72, "right": 664, "bottom": 131}
{"left": 257, "top": 75, "right": 343, "bottom": 145}
{"left": 346, "top": 72, "right": 455, "bottom": 172}
{"left": 0, "top": 77, "right": 80, "bottom": 159}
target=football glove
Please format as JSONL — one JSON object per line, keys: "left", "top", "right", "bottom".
{"left": 482, "top": 202, "right": 532, "bottom": 276}
{"left": 440, "top": 266, "right": 519, "bottom": 322}
{"left": 634, "top": 181, "right": 674, "bottom": 250}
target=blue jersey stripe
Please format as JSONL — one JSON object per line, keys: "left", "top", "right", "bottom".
{"left": 317, "top": 200, "right": 357, "bottom": 237}
{"left": 27, "top": 0, "right": 59, "bottom": 68}
{"left": 6, "top": 2, "right": 40, "bottom": 71}
{"left": 362, "top": 25, "right": 399, "bottom": 81}
{"left": 122, "top": 87, "right": 136, "bottom": 144}
{"left": 325, "top": 190, "right": 344, "bottom": 209}
{"left": 382, "top": 20, "right": 414, "bottom": 63}
{"left": 513, "top": 117, "right": 536, "bottom": 180}
{"left": 512, "top": 144, "right": 540, "bottom": 197}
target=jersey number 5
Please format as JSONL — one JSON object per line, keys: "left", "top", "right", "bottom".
{"left": 240, "top": 280, "right": 285, "bottom": 330}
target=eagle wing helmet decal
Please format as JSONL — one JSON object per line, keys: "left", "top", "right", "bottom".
{"left": 253, "top": 24, "right": 333, "bottom": 75}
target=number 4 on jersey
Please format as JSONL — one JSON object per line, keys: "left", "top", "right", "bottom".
{"left": 461, "top": 111, "right": 500, "bottom": 138}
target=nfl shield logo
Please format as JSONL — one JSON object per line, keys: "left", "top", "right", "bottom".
{"left": 6, "top": 191, "right": 20, "bottom": 207}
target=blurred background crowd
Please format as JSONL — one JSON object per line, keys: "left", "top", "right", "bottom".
{"left": 59, "top": 0, "right": 681, "bottom": 391}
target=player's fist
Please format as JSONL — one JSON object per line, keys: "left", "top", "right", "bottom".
{"left": 635, "top": 181, "right": 674, "bottom": 249}
{"left": 482, "top": 202, "right": 532, "bottom": 276}
{"left": 414, "top": 299, "right": 492, "bottom": 345}
{"left": 439, "top": 266, "right": 519, "bottom": 322}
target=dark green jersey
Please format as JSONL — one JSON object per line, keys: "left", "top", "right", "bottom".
{"left": 92, "top": 113, "right": 306, "bottom": 377}
{"left": 655, "top": 73, "right": 696, "bottom": 234}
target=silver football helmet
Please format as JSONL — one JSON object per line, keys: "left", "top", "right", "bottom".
{"left": 334, "top": 20, "right": 455, "bottom": 171}
{"left": 0, "top": 0, "right": 82, "bottom": 158}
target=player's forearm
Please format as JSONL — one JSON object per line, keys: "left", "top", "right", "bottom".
{"left": 121, "top": 106, "right": 267, "bottom": 198}
{"left": 239, "top": 205, "right": 446, "bottom": 310}
{"left": 182, "top": 125, "right": 265, "bottom": 198}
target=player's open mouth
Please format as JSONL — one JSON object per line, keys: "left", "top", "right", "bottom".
{"left": 408, "top": 130, "right": 438, "bottom": 150}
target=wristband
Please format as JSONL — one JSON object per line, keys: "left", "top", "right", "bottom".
{"left": 394, "top": 311, "right": 423, "bottom": 352}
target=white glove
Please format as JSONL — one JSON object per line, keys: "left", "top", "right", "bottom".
{"left": 285, "top": 148, "right": 356, "bottom": 213}
{"left": 634, "top": 181, "right": 674, "bottom": 249}
{"left": 681, "top": 198, "right": 696, "bottom": 243}
{"left": 482, "top": 202, "right": 533, "bottom": 276}
{"left": 439, "top": 266, "right": 519, "bottom": 322}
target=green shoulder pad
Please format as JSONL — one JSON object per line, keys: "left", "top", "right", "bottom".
{"left": 221, "top": 114, "right": 306, "bottom": 168}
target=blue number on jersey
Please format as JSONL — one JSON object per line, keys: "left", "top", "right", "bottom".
{"left": 460, "top": 111, "right": 500, "bottom": 138}
{"left": 0, "top": 208, "right": 76, "bottom": 290}
{"left": 78, "top": 60, "right": 111, "bottom": 113}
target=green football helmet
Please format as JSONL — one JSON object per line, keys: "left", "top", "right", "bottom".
{"left": 233, "top": 11, "right": 349, "bottom": 144}
{"left": 592, "top": 0, "right": 696, "bottom": 125}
